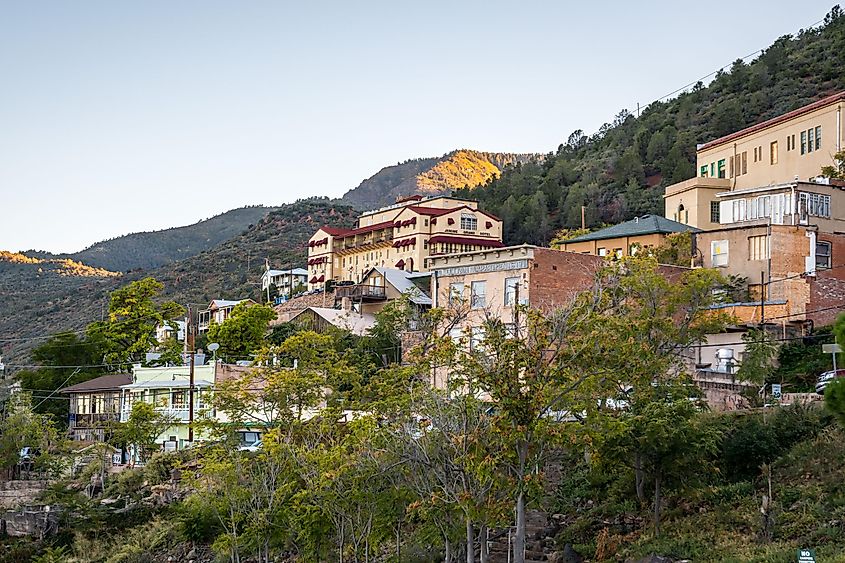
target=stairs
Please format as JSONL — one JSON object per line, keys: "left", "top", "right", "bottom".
{"left": 486, "top": 509, "right": 555, "bottom": 563}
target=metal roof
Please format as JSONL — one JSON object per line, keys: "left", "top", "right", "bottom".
{"left": 59, "top": 373, "right": 133, "bottom": 394}
{"left": 565, "top": 215, "right": 699, "bottom": 244}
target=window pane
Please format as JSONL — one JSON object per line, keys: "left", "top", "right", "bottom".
{"left": 816, "top": 126, "right": 822, "bottom": 150}
{"left": 471, "top": 281, "right": 486, "bottom": 309}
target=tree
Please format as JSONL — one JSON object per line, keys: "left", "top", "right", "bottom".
{"left": 821, "top": 150, "right": 845, "bottom": 179}
{"left": 87, "top": 277, "right": 184, "bottom": 365}
{"left": 0, "top": 392, "right": 63, "bottom": 478}
{"left": 737, "top": 328, "right": 778, "bottom": 386}
{"left": 206, "top": 302, "right": 276, "bottom": 363}
{"left": 113, "top": 402, "right": 174, "bottom": 465}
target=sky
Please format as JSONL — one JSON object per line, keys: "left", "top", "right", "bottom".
{"left": 0, "top": 0, "right": 837, "bottom": 253}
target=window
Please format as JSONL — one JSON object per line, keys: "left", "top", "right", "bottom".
{"left": 742, "top": 151, "right": 747, "bottom": 174}
{"left": 801, "top": 130, "right": 807, "bottom": 154}
{"left": 717, "top": 159, "right": 726, "bottom": 178}
{"left": 815, "top": 126, "right": 822, "bottom": 151}
{"left": 504, "top": 277, "right": 520, "bottom": 306}
{"left": 448, "top": 282, "right": 464, "bottom": 304}
{"left": 711, "top": 240, "right": 729, "bottom": 267}
{"left": 753, "top": 147, "right": 758, "bottom": 163}
{"left": 710, "top": 201, "right": 720, "bottom": 223}
{"left": 710, "top": 162, "right": 715, "bottom": 177}
{"left": 787, "top": 134, "right": 796, "bottom": 151}
{"left": 817, "top": 241, "right": 832, "bottom": 269}
{"left": 460, "top": 213, "right": 478, "bottom": 231}
{"left": 808, "top": 127, "right": 815, "bottom": 153}
{"left": 748, "top": 235, "right": 769, "bottom": 261}
{"left": 729, "top": 156, "right": 734, "bottom": 178}
{"left": 470, "top": 281, "right": 486, "bottom": 309}
{"left": 597, "top": 247, "right": 607, "bottom": 257}
{"left": 449, "top": 326, "right": 464, "bottom": 344}
{"left": 798, "top": 192, "right": 831, "bottom": 219}
{"left": 770, "top": 141, "right": 778, "bottom": 164}
{"left": 700, "top": 165, "right": 708, "bottom": 178}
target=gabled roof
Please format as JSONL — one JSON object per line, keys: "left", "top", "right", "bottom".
{"left": 366, "top": 267, "right": 432, "bottom": 305}
{"left": 266, "top": 268, "right": 308, "bottom": 277}
{"left": 699, "top": 91, "right": 845, "bottom": 151}
{"left": 208, "top": 299, "right": 251, "bottom": 309}
{"left": 566, "top": 215, "right": 699, "bottom": 244}
{"left": 293, "top": 307, "right": 376, "bottom": 336}
{"left": 315, "top": 226, "right": 349, "bottom": 237}
{"left": 59, "top": 373, "right": 133, "bottom": 394}
{"left": 397, "top": 204, "right": 501, "bottom": 222}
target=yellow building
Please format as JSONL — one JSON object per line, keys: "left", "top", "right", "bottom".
{"left": 306, "top": 196, "right": 504, "bottom": 289}
{"left": 665, "top": 92, "right": 845, "bottom": 230}
{"left": 560, "top": 214, "right": 697, "bottom": 258}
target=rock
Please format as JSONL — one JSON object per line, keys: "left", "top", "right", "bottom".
{"left": 186, "top": 548, "right": 196, "bottom": 559}
{"left": 549, "top": 544, "right": 582, "bottom": 563}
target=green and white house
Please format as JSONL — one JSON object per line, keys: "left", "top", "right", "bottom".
{"left": 120, "top": 364, "right": 216, "bottom": 451}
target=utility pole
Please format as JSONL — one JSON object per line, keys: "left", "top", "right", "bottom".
{"left": 187, "top": 306, "right": 195, "bottom": 443}
{"left": 581, "top": 206, "right": 586, "bottom": 230}
{"left": 760, "top": 271, "right": 766, "bottom": 327}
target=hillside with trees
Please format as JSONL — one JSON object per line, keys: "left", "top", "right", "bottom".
{"left": 456, "top": 7, "right": 845, "bottom": 246}
{"left": 24, "top": 205, "right": 280, "bottom": 272}
{"left": 0, "top": 199, "right": 357, "bottom": 365}
{"left": 342, "top": 149, "right": 536, "bottom": 210}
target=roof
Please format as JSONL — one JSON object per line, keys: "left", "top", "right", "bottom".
{"left": 699, "top": 91, "right": 845, "bottom": 151}
{"left": 265, "top": 268, "right": 308, "bottom": 277}
{"left": 294, "top": 307, "right": 376, "bottom": 336}
{"left": 371, "top": 267, "right": 432, "bottom": 305}
{"left": 565, "top": 215, "right": 699, "bottom": 244}
{"left": 59, "top": 373, "right": 133, "bottom": 394}
{"left": 401, "top": 204, "right": 501, "bottom": 221}
{"left": 208, "top": 299, "right": 249, "bottom": 309}
{"left": 316, "top": 226, "right": 349, "bottom": 237}
{"left": 429, "top": 235, "right": 505, "bottom": 248}
{"left": 122, "top": 379, "right": 215, "bottom": 390}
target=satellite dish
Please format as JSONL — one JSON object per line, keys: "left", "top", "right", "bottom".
{"left": 208, "top": 343, "right": 220, "bottom": 352}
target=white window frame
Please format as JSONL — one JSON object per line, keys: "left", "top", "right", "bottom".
{"left": 711, "top": 240, "right": 729, "bottom": 267}
{"left": 449, "top": 282, "right": 464, "bottom": 305}
{"left": 504, "top": 277, "right": 519, "bottom": 306}
{"left": 470, "top": 280, "right": 486, "bottom": 309}
{"left": 460, "top": 213, "right": 478, "bottom": 231}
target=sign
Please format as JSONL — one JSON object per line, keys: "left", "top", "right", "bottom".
{"left": 436, "top": 259, "right": 529, "bottom": 278}
{"left": 797, "top": 548, "right": 816, "bottom": 562}
{"left": 822, "top": 343, "right": 842, "bottom": 354}
{"left": 771, "top": 383, "right": 782, "bottom": 400}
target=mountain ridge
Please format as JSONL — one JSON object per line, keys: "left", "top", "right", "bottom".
{"left": 341, "top": 149, "right": 537, "bottom": 210}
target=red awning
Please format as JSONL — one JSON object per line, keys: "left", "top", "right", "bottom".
{"left": 431, "top": 218, "right": 437, "bottom": 225}
{"left": 485, "top": 221, "right": 493, "bottom": 229}
{"left": 308, "top": 241, "right": 315, "bottom": 247}
{"left": 429, "top": 235, "right": 505, "bottom": 248}
{"left": 318, "top": 275, "right": 325, "bottom": 282}
{"left": 394, "top": 221, "right": 401, "bottom": 228}
{"left": 447, "top": 218, "right": 455, "bottom": 225}
{"left": 395, "top": 259, "right": 405, "bottom": 268}
{"left": 310, "top": 276, "right": 318, "bottom": 283}
{"left": 392, "top": 240, "right": 401, "bottom": 248}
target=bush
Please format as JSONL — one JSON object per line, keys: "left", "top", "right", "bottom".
{"left": 178, "top": 496, "right": 222, "bottom": 543}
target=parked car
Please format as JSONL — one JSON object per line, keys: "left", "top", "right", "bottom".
{"left": 815, "top": 369, "right": 845, "bottom": 394}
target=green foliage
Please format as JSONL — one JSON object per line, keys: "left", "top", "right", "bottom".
{"left": 825, "top": 377, "right": 845, "bottom": 427}
{"left": 773, "top": 328, "right": 834, "bottom": 392}
{"left": 87, "top": 277, "right": 184, "bottom": 364}
{"left": 821, "top": 149, "right": 845, "bottom": 179}
{"left": 455, "top": 9, "right": 845, "bottom": 245}
{"left": 205, "top": 302, "right": 276, "bottom": 363}
{"left": 0, "top": 392, "right": 63, "bottom": 475}
{"left": 30, "top": 545, "right": 69, "bottom": 563}
{"left": 737, "top": 329, "right": 778, "bottom": 385}
{"left": 112, "top": 402, "right": 174, "bottom": 465}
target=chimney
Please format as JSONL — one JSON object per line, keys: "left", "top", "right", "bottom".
{"left": 341, "top": 297, "right": 353, "bottom": 312}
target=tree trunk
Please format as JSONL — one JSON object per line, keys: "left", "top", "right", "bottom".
{"left": 479, "top": 524, "right": 489, "bottom": 563}
{"left": 635, "top": 453, "right": 645, "bottom": 503}
{"left": 444, "top": 535, "right": 452, "bottom": 563}
{"left": 653, "top": 469, "right": 662, "bottom": 537}
{"left": 466, "top": 518, "right": 475, "bottom": 563}
{"left": 513, "top": 490, "right": 526, "bottom": 563}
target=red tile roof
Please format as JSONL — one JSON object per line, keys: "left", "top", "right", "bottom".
{"left": 699, "top": 91, "right": 845, "bottom": 151}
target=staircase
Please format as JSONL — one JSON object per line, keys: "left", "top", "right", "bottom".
{"left": 487, "top": 509, "right": 555, "bottom": 563}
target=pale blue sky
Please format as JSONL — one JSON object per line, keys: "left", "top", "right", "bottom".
{"left": 0, "top": 1, "right": 836, "bottom": 253}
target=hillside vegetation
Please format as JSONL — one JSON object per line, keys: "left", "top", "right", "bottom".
{"left": 456, "top": 7, "right": 845, "bottom": 246}
{"left": 0, "top": 199, "right": 356, "bottom": 364}
{"left": 25, "top": 206, "right": 278, "bottom": 272}
{"left": 342, "top": 149, "right": 535, "bottom": 209}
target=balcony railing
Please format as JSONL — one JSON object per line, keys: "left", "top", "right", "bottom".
{"left": 335, "top": 284, "right": 387, "bottom": 301}
{"left": 120, "top": 405, "right": 207, "bottom": 423}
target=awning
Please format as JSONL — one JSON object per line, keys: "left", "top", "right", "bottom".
{"left": 392, "top": 240, "right": 401, "bottom": 248}
{"left": 485, "top": 221, "right": 493, "bottom": 229}
{"left": 310, "top": 276, "right": 318, "bottom": 283}
{"left": 395, "top": 259, "right": 405, "bottom": 268}
{"left": 447, "top": 218, "right": 455, "bottom": 225}
{"left": 429, "top": 235, "right": 505, "bottom": 248}
{"left": 317, "top": 275, "right": 325, "bottom": 282}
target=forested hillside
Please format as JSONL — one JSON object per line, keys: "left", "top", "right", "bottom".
{"left": 342, "top": 149, "right": 535, "bottom": 209}
{"left": 25, "top": 206, "right": 278, "bottom": 272}
{"left": 0, "top": 199, "right": 356, "bottom": 364}
{"left": 456, "top": 7, "right": 845, "bottom": 246}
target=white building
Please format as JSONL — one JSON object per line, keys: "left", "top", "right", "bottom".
{"left": 197, "top": 299, "right": 256, "bottom": 333}
{"left": 261, "top": 268, "right": 309, "bottom": 297}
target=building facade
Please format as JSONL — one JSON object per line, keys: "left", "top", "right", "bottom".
{"left": 120, "top": 365, "right": 215, "bottom": 450}
{"left": 561, "top": 215, "right": 698, "bottom": 258}
{"left": 306, "top": 196, "right": 504, "bottom": 290}
{"left": 60, "top": 374, "right": 133, "bottom": 442}
{"left": 198, "top": 299, "right": 257, "bottom": 333}
{"left": 261, "top": 268, "right": 308, "bottom": 298}
{"left": 665, "top": 92, "right": 845, "bottom": 230}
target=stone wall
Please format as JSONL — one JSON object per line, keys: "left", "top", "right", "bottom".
{"left": 0, "top": 480, "right": 48, "bottom": 510}
{"left": 0, "top": 505, "right": 59, "bottom": 538}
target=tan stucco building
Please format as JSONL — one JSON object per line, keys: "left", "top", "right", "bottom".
{"left": 306, "top": 196, "right": 503, "bottom": 289}
{"left": 560, "top": 214, "right": 697, "bottom": 258}
{"left": 665, "top": 92, "right": 845, "bottom": 231}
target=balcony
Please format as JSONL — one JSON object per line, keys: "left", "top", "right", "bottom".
{"left": 335, "top": 284, "right": 387, "bottom": 302}
{"left": 120, "top": 405, "right": 207, "bottom": 423}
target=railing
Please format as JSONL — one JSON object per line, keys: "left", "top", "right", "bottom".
{"left": 120, "top": 406, "right": 205, "bottom": 423}
{"left": 335, "top": 285, "right": 387, "bottom": 300}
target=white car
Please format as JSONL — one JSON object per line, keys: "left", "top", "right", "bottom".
{"left": 815, "top": 369, "right": 845, "bottom": 395}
